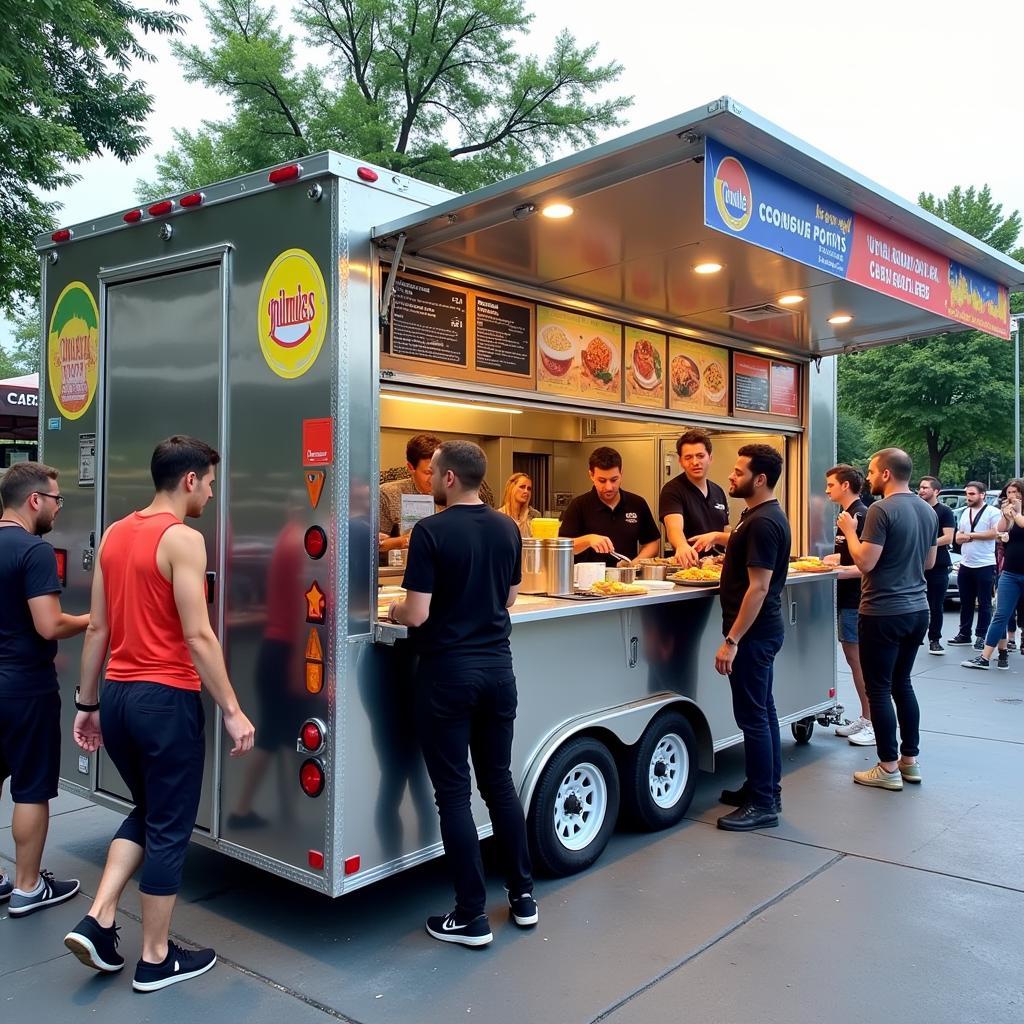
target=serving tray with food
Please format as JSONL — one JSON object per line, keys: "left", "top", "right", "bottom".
{"left": 788, "top": 556, "right": 833, "bottom": 573}
{"left": 668, "top": 567, "right": 722, "bottom": 587}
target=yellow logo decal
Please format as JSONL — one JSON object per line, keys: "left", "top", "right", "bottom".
{"left": 257, "top": 249, "right": 329, "bottom": 379}
{"left": 47, "top": 282, "right": 99, "bottom": 420}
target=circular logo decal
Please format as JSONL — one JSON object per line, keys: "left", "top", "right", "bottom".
{"left": 47, "top": 281, "right": 100, "bottom": 420}
{"left": 257, "top": 249, "right": 328, "bottom": 379}
{"left": 713, "top": 156, "right": 753, "bottom": 232}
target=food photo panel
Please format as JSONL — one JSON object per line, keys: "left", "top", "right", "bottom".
{"left": 667, "top": 337, "right": 729, "bottom": 415}
{"left": 536, "top": 306, "right": 622, "bottom": 402}
{"left": 624, "top": 327, "right": 666, "bottom": 409}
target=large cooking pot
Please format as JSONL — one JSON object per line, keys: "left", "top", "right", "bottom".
{"left": 636, "top": 563, "right": 668, "bottom": 581}
{"left": 604, "top": 565, "right": 637, "bottom": 584}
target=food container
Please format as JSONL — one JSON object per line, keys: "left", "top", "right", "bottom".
{"left": 521, "top": 539, "right": 547, "bottom": 594}
{"left": 387, "top": 548, "right": 406, "bottom": 568}
{"left": 637, "top": 563, "right": 668, "bottom": 581}
{"left": 543, "top": 537, "right": 575, "bottom": 596}
{"left": 604, "top": 565, "right": 638, "bottom": 584}
{"left": 530, "top": 517, "right": 560, "bottom": 539}
{"left": 574, "top": 562, "right": 606, "bottom": 590}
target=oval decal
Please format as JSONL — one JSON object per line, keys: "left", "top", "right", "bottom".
{"left": 257, "top": 249, "right": 329, "bottom": 379}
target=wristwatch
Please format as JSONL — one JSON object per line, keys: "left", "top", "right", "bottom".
{"left": 724, "top": 636, "right": 738, "bottom": 648}
{"left": 74, "top": 687, "right": 100, "bottom": 712}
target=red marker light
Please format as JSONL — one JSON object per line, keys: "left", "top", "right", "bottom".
{"left": 300, "top": 720, "right": 324, "bottom": 753}
{"left": 828, "top": 687, "right": 836, "bottom": 698}
{"left": 344, "top": 855, "right": 361, "bottom": 876}
{"left": 179, "top": 191, "right": 204, "bottom": 208}
{"left": 123, "top": 209, "right": 143, "bottom": 223}
{"left": 53, "top": 549, "right": 68, "bottom": 587}
{"left": 148, "top": 200, "right": 174, "bottom": 217}
{"left": 51, "top": 229, "right": 73, "bottom": 243}
{"left": 356, "top": 166, "right": 379, "bottom": 183}
{"left": 299, "top": 758, "right": 325, "bottom": 797}
{"left": 304, "top": 526, "right": 327, "bottom": 560}
{"left": 308, "top": 850, "right": 325, "bottom": 871}
{"left": 268, "top": 163, "right": 302, "bottom": 184}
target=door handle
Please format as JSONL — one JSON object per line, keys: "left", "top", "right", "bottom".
{"left": 629, "top": 636, "right": 639, "bottom": 668}
{"left": 789, "top": 600, "right": 798, "bottom": 626}
{"left": 206, "top": 571, "right": 216, "bottom": 605}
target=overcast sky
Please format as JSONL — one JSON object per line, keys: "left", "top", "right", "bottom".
{"left": 5, "top": 0, "right": 1022, "bottom": 351}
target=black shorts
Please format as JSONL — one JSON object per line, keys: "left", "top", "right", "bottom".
{"left": 0, "top": 691, "right": 61, "bottom": 803}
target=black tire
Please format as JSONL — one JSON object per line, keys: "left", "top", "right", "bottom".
{"left": 623, "top": 711, "right": 698, "bottom": 831}
{"left": 527, "top": 735, "right": 620, "bottom": 877}
{"left": 791, "top": 717, "right": 815, "bottom": 745}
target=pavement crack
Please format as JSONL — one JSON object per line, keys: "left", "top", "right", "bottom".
{"left": 909, "top": 801, "right": 982, "bottom": 855}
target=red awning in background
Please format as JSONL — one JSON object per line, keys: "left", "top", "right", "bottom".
{"left": 1, "top": 374, "right": 39, "bottom": 441}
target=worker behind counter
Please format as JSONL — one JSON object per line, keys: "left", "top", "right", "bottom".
{"left": 558, "top": 447, "right": 661, "bottom": 565}
{"left": 378, "top": 433, "right": 442, "bottom": 564}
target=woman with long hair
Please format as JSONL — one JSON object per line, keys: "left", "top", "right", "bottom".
{"left": 499, "top": 473, "right": 539, "bottom": 538}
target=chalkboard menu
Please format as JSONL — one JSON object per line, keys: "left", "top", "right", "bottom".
{"left": 474, "top": 295, "right": 531, "bottom": 376}
{"left": 733, "top": 354, "right": 771, "bottom": 413}
{"left": 388, "top": 277, "right": 468, "bottom": 366}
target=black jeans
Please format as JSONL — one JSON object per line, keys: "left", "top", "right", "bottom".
{"left": 957, "top": 564, "right": 996, "bottom": 638}
{"left": 727, "top": 631, "right": 784, "bottom": 810}
{"left": 925, "top": 566, "right": 950, "bottom": 641}
{"left": 415, "top": 664, "right": 533, "bottom": 920}
{"left": 857, "top": 611, "right": 928, "bottom": 763}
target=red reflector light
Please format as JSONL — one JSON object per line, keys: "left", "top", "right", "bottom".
{"left": 51, "top": 229, "right": 73, "bottom": 243}
{"left": 308, "top": 850, "right": 325, "bottom": 870}
{"left": 301, "top": 720, "right": 323, "bottom": 752}
{"left": 268, "top": 163, "right": 302, "bottom": 184}
{"left": 179, "top": 191, "right": 204, "bottom": 208}
{"left": 356, "top": 166, "right": 379, "bottom": 183}
{"left": 299, "top": 758, "right": 325, "bottom": 797}
{"left": 344, "top": 855, "right": 360, "bottom": 875}
{"left": 304, "top": 525, "right": 327, "bottom": 560}
{"left": 829, "top": 688, "right": 836, "bottom": 698}
{"left": 148, "top": 200, "right": 174, "bottom": 216}
{"left": 123, "top": 209, "right": 143, "bottom": 223}
{"left": 53, "top": 548, "right": 67, "bottom": 587}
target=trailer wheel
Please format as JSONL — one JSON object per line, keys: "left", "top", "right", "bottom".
{"left": 624, "top": 712, "right": 698, "bottom": 831}
{"left": 791, "top": 717, "right": 815, "bottom": 745}
{"left": 528, "top": 736, "right": 620, "bottom": 876}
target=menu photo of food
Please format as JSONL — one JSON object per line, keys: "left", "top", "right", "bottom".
{"left": 624, "top": 327, "right": 666, "bottom": 408}
{"left": 667, "top": 338, "right": 729, "bottom": 414}
{"left": 536, "top": 306, "right": 622, "bottom": 402}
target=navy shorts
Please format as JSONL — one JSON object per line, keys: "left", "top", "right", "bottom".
{"left": 838, "top": 607, "right": 860, "bottom": 644}
{"left": 0, "top": 691, "right": 61, "bottom": 803}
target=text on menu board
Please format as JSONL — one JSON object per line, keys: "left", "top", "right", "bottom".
{"left": 388, "top": 277, "right": 468, "bottom": 366}
{"left": 474, "top": 295, "right": 532, "bottom": 376}
{"left": 733, "top": 354, "right": 800, "bottom": 418}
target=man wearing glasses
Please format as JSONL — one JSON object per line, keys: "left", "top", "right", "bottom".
{"left": 0, "top": 462, "right": 89, "bottom": 916}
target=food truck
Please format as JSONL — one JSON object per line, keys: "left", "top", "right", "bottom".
{"left": 36, "top": 96, "right": 1022, "bottom": 894}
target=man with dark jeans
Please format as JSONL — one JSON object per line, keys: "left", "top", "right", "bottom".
{"left": 948, "top": 482, "right": 1001, "bottom": 649}
{"left": 714, "top": 444, "right": 791, "bottom": 832}
{"left": 917, "top": 477, "right": 955, "bottom": 654}
{"left": 388, "top": 440, "right": 535, "bottom": 947}
{"left": 838, "top": 448, "right": 936, "bottom": 791}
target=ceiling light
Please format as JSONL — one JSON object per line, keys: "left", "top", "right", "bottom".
{"left": 382, "top": 394, "right": 522, "bottom": 415}
{"left": 694, "top": 262, "right": 723, "bottom": 275}
{"left": 541, "top": 203, "right": 574, "bottom": 219}
{"left": 828, "top": 314, "right": 853, "bottom": 325}
{"left": 777, "top": 294, "right": 804, "bottom": 305}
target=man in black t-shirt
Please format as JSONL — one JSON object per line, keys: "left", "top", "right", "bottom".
{"left": 0, "top": 462, "right": 88, "bottom": 916}
{"left": 558, "top": 446, "right": 661, "bottom": 565}
{"left": 822, "top": 465, "right": 874, "bottom": 747}
{"left": 658, "top": 428, "right": 731, "bottom": 567}
{"left": 917, "top": 476, "right": 956, "bottom": 654}
{"left": 714, "top": 444, "right": 791, "bottom": 833}
{"left": 388, "top": 441, "right": 535, "bottom": 948}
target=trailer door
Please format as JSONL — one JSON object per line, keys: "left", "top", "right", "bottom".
{"left": 98, "top": 262, "right": 226, "bottom": 833}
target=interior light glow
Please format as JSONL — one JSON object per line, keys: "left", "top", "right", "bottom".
{"left": 777, "top": 294, "right": 804, "bottom": 305}
{"left": 828, "top": 314, "right": 853, "bottom": 325}
{"left": 382, "top": 394, "right": 522, "bottom": 415}
{"left": 541, "top": 203, "right": 574, "bottom": 219}
{"left": 693, "top": 262, "right": 723, "bottom": 275}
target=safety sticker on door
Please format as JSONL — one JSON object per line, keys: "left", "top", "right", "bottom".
{"left": 47, "top": 282, "right": 99, "bottom": 420}
{"left": 257, "top": 248, "right": 328, "bottom": 379}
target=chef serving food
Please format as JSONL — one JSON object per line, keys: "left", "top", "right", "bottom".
{"left": 558, "top": 446, "right": 661, "bottom": 565}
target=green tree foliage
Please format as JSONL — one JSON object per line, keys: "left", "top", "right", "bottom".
{"left": 140, "top": 0, "right": 631, "bottom": 197}
{"left": 0, "top": 311, "right": 41, "bottom": 377}
{"left": 0, "top": 0, "right": 184, "bottom": 314}
{"left": 838, "top": 185, "right": 1024, "bottom": 481}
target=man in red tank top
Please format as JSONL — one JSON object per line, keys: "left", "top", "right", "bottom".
{"left": 64, "top": 436, "right": 254, "bottom": 993}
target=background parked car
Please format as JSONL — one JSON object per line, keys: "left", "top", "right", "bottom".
{"left": 938, "top": 487, "right": 1001, "bottom": 514}
{"left": 945, "top": 550, "right": 961, "bottom": 606}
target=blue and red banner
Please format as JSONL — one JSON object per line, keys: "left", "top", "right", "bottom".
{"left": 704, "top": 140, "right": 1010, "bottom": 339}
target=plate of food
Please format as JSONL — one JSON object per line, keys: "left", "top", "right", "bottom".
{"left": 538, "top": 323, "right": 575, "bottom": 378}
{"left": 668, "top": 567, "right": 722, "bottom": 586}
{"left": 587, "top": 579, "right": 648, "bottom": 597}
{"left": 580, "top": 334, "right": 620, "bottom": 387}
{"left": 702, "top": 359, "right": 727, "bottom": 403}
{"left": 630, "top": 337, "right": 662, "bottom": 391}
{"left": 789, "top": 557, "right": 832, "bottom": 573}
{"left": 670, "top": 354, "right": 701, "bottom": 399}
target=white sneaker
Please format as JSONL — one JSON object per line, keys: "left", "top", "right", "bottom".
{"left": 835, "top": 716, "right": 869, "bottom": 737}
{"left": 848, "top": 722, "right": 876, "bottom": 746}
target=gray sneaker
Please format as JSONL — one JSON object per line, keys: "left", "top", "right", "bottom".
{"left": 973, "top": 637, "right": 985, "bottom": 650}
{"left": 0, "top": 873, "right": 13, "bottom": 902}
{"left": 961, "top": 655, "right": 990, "bottom": 670}
{"left": 8, "top": 871, "right": 80, "bottom": 917}
{"left": 899, "top": 761, "right": 922, "bottom": 784}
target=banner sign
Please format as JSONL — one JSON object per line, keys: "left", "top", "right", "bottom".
{"left": 705, "top": 140, "right": 1010, "bottom": 339}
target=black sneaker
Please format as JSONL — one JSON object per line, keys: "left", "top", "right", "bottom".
{"left": 1007, "top": 640, "right": 1017, "bottom": 652}
{"left": 928, "top": 640, "right": 945, "bottom": 655}
{"left": 961, "top": 655, "right": 990, "bottom": 670}
{"left": 425, "top": 911, "right": 493, "bottom": 947}
{"left": 0, "top": 873, "right": 12, "bottom": 903}
{"left": 974, "top": 637, "right": 985, "bottom": 650}
{"left": 997, "top": 650, "right": 1010, "bottom": 670}
{"left": 132, "top": 941, "right": 217, "bottom": 992}
{"left": 947, "top": 634, "right": 973, "bottom": 646}
{"left": 716, "top": 804, "right": 779, "bottom": 831}
{"left": 720, "top": 783, "right": 782, "bottom": 814}
{"left": 64, "top": 915, "right": 125, "bottom": 973}
{"left": 7, "top": 870, "right": 80, "bottom": 917}
{"left": 507, "top": 891, "right": 538, "bottom": 927}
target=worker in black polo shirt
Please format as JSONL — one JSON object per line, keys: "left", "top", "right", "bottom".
{"left": 558, "top": 447, "right": 661, "bottom": 565}
{"left": 658, "top": 428, "right": 731, "bottom": 568}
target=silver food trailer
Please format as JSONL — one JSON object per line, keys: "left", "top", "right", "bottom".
{"left": 35, "top": 96, "right": 1022, "bottom": 894}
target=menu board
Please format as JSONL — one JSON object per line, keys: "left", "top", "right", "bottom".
{"left": 667, "top": 338, "right": 729, "bottom": 415}
{"left": 624, "top": 328, "right": 666, "bottom": 409}
{"left": 536, "top": 306, "right": 622, "bottom": 403}
{"left": 474, "top": 294, "right": 532, "bottom": 377}
{"left": 770, "top": 361, "right": 800, "bottom": 417}
{"left": 733, "top": 353, "right": 771, "bottom": 414}
{"left": 388, "top": 276, "right": 468, "bottom": 366}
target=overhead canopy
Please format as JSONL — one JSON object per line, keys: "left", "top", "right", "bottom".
{"left": 375, "top": 97, "right": 1024, "bottom": 358}
{"left": 1, "top": 374, "right": 39, "bottom": 441}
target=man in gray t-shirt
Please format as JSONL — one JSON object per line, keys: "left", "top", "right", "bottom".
{"left": 837, "top": 448, "right": 936, "bottom": 793}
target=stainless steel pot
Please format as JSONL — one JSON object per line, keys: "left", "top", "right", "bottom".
{"left": 521, "top": 538, "right": 547, "bottom": 594}
{"left": 636, "top": 564, "right": 668, "bottom": 581}
{"left": 604, "top": 565, "right": 637, "bottom": 584}
{"left": 543, "top": 537, "right": 575, "bottom": 596}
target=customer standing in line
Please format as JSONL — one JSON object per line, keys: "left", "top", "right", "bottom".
{"left": 838, "top": 448, "right": 936, "bottom": 791}
{"left": 916, "top": 476, "right": 956, "bottom": 655}
{"left": 947, "top": 482, "right": 1002, "bottom": 650}
{"left": 388, "top": 440, "right": 536, "bottom": 947}
{"left": 962, "top": 479, "right": 1024, "bottom": 671}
